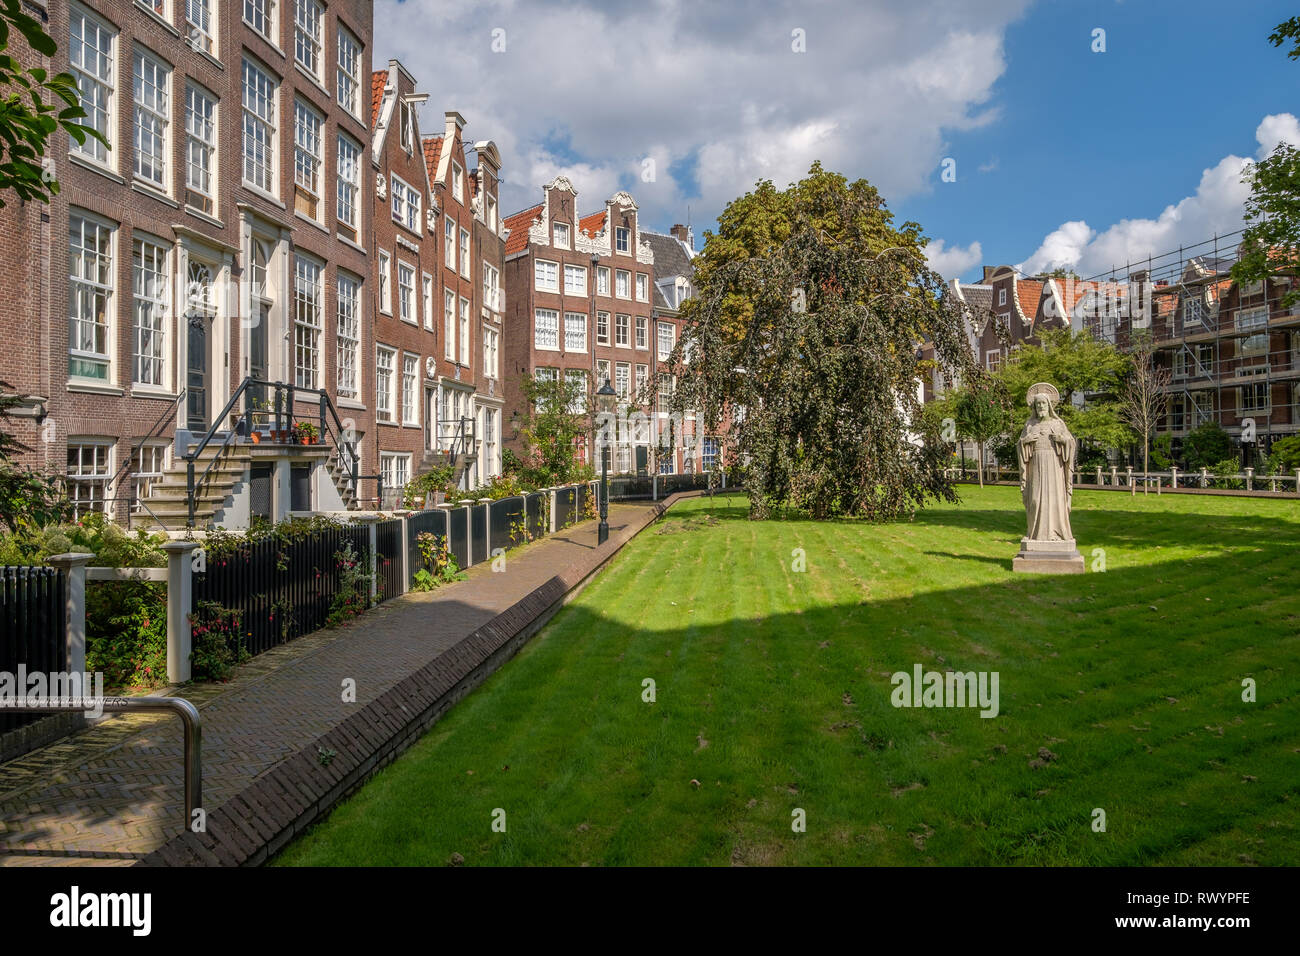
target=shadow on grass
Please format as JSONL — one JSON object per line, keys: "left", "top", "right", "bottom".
{"left": 274, "top": 495, "right": 1300, "bottom": 867}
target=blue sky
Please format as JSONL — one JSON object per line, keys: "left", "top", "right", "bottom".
{"left": 379, "top": 0, "right": 1298, "bottom": 280}
{"left": 897, "top": 0, "right": 1300, "bottom": 281}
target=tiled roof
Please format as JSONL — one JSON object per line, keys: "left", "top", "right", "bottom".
{"left": 421, "top": 136, "right": 443, "bottom": 185}
{"left": 503, "top": 204, "right": 543, "bottom": 255}
{"left": 960, "top": 284, "right": 994, "bottom": 321}
{"left": 579, "top": 211, "right": 606, "bottom": 237}
{"left": 1015, "top": 280, "right": 1044, "bottom": 324}
{"left": 370, "top": 71, "right": 387, "bottom": 127}
{"left": 642, "top": 232, "right": 694, "bottom": 311}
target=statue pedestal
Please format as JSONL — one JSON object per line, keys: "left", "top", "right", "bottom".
{"left": 1013, "top": 537, "right": 1085, "bottom": 574}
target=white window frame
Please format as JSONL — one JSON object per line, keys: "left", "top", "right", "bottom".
{"left": 401, "top": 353, "right": 419, "bottom": 425}
{"left": 535, "top": 259, "right": 559, "bottom": 293}
{"left": 636, "top": 272, "right": 648, "bottom": 302}
{"left": 67, "top": 440, "right": 113, "bottom": 518}
{"left": 459, "top": 228, "right": 471, "bottom": 280}
{"left": 564, "top": 312, "right": 587, "bottom": 352}
{"left": 564, "top": 263, "right": 587, "bottom": 296}
{"left": 397, "top": 260, "right": 416, "bottom": 325}
{"left": 615, "top": 313, "right": 630, "bottom": 348}
{"left": 459, "top": 297, "right": 471, "bottom": 366}
{"left": 70, "top": 5, "right": 116, "bottom": 167}
{"left": 242, "top": 57, "right": 277, "bottom": 193}
{"left": 615, "top": 269, "right": 631, "bottom": 299}
{"left": 635, "top": 316, "right": 648, "bottom": 350}
{"left": 132, "top": 49, "right": 171, "bottom": 191}
{"left": 184, "top": 82, "right": 217, "bottom": 213}
{"left": 376, "top": 344, "right": 397, "bottom": 422}
{"left": 391, "top": 174, "right": 421, "bottom": 232}
{"left": 293, "top": 253, "right": 324, "bottom": 389}
{"left": 422, "top": 273, "right": 434, "bottom": 331}
{"left": 336, "top": 272, "right": 361, "bottom": 400}
{"left": 565, "top": 369, "right": 586, "bottom": 414}
{"left": 483, "top": 326, "right": 499, "bottom": 379}
{"left": 294, "top": 0, "right": 324, "bottom": 81}
{"left": 336, "top": 25, "right": 362, "bottom": 118}
{"left": 132, "top": 236, "right": 170, "bottom": 388}
{"left": 483, "top": 262, "right": 501, "bottom": 313}
{"left": 377, "top": 250, "right": 392, "bottom": 314}
{"left": 657, "top": 321, "right": 674, "bottom": 361}
{"left": 534, "top": 308, "right": 559, "bottom": 351}
{"left": 444, "top": 288, "right": 456, "bottom": 360}
{"left": 553, "top": 222, "right": 570, "bottom": 249}
{"left": 444, "top": 217, "right": 455, "bottom": 269}
{"left": 243, "top": 0, "right": 276, "bottom": 42}
{"left": 615, "top": 362, "right": 631, "bottom": 401}
{"left": 68, "top": 210, "right": 115, "bottom": 382}
{"left": 615, "top": 226, "right": 630, "bottom": 254}
{"left": 336, "top": 132, "right": 361, "bottom": 239}
{"left": 293, "top": 97, "right": 324, "bottom": 216}
{"left": 185, "top": 0, "right": 215, "bottom": 55}
{"left": 596, "top": 311, "right": 610, "bottom": 346}
{"left": 597, "top": 266, "right": 610, "bottom": 295}
{"left": 452, "top": 162, "right": 464, "bottom": 204}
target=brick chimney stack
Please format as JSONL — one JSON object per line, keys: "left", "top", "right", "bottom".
{"left": 670, "top": 223, "right": 693, "bottom": 251}
{"left": 982, "top": 266, "right": 997, "bottom": 283}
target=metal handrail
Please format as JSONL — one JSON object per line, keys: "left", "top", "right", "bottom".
{"left": 0, "top": 695, "right": 201, "bottom": 825}
{"left": 107, "top": 388, "right": 186, "bottom": 508}
{"left": 185, "top": 378, "right": 362, "bottom": 525}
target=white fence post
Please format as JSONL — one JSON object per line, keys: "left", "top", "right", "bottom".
{"left": 1246, "top": 467, "right": 1254, "bottom": 492}
{"left": 45, "top": 552, "right": 93, "bottom": 676}
{"left": 1110, "top": 466, "right": 1118, "bottom": 487}
{"left": 1171, "top": 467, "right": 1179, "bottom": 489}
{"left": 549, "top": 488, "right": 558, "bottom": 532}
{"left": 1201, "top": 468, "right": 1209, "bottom": 488}
{"left": 463, "top": 502, "right": 474, "bottom": 566}
{"left": 160, "top": 541, "right": 199, "bottom": 684}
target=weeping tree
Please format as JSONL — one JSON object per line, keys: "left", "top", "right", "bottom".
{"left": 669, "top": 162, "right": 975, "bottom": 520}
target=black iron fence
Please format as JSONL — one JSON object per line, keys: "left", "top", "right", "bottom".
{"left": 193, "top": 524, "right": 369, "bottom": 657}
{"left": 375, "top": 519, "right": 404, "bottom": 602}
{"left": 0, "top": 566, "right": 67, "bottom": 733}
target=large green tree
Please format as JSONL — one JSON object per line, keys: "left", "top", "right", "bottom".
{"left": 670, "top": 162, "right": 975, "bottom": 520}
{"left": 0, "top": 0, "right": 105, "bottom": 207}
{"left": 504, "top": 374, "right": 595, "bottom": 487}
{"left": 994, "top": 328, "right": 1133, "bottom": 463}
{"left": 952, "top": 374, "right": 1012, "bottom": 488}
{"left": 1232, "top": 16, "right": 1300, "bottom": 304}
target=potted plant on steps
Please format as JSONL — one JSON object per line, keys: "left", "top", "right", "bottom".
{"left": 294, "top": 421, "right": 320, "bottom": 445}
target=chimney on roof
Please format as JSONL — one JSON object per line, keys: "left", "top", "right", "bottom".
{"left": 671, "top": 223, "right": 693, "bottom": 251}
{"left": 982, "top": 266, "right": 997, "bottom": 283}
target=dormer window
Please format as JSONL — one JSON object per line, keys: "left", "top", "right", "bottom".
{"left": 615, "top": 226, "right": 630, "bottom": 254}
{"left": 553, "top": 222, "right": 570, "bottom": 249}
{"left": 399, "top": 102, "right": 414, "bottom": 152}
{"left": 997, "top": 288, "right": 1007, "bottom": 306}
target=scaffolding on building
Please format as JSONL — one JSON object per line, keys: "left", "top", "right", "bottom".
{"left": 1079, "top": 229, "right": 1299, "bottom": 460}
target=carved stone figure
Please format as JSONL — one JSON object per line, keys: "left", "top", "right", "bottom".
{"left": 1013, "top": 382, "right": 1085, "bottom": 573}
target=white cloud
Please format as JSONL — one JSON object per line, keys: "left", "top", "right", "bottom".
{"left": 377, "top": 0, "right": 1032, "bottom": 231}
{"left": 924, "top": 238, "right": 983, "bottom": 279}
{"left": 1255, "top": 112, "right": 1300, "bottom": 158}
{"left": 1016, "top": 114, "right": 1300, "bottom": 278}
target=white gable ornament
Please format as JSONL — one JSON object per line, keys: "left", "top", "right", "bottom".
{"left": 376, "top": 173, "right": 387, "bottom": 200}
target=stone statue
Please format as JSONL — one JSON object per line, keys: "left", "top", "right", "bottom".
{"left": 1013, "top": 382, "right": 1085, "bottom": 573}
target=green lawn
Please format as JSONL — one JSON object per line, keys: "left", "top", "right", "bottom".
{"left": 275, "top": 485, "right": 1300, "bottom": 866}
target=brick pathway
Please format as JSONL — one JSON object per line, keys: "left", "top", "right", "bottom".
{"left": 0, "top": 502, "right": 666, "bottom": 866}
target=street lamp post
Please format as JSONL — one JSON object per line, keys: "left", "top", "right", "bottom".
{"left": 595, "top": 378, "right": 617, "bottom": 544}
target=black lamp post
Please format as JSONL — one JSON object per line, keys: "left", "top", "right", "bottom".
{"left": 595, "top": 377, "right": 618, "bottom": 544}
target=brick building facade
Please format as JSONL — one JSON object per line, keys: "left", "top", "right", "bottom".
{"left": 501, "top": 178, "right": 659, "bottom": 474}
{"left": 364, "top": 61, "right": 507, "bottom": 504}
{"left": 0, "top": 0, "right": 375, "bottom": 524}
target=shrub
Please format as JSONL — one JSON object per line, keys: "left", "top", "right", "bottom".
{"left": 326, "top": 539, "right": 371, "bottom": 624}
{"left": 1267, "top": 435, "right": 1300, "bottom": 474}
{"left": 189, "top": 601, "right": 249, "bottom": 682}
{"left": 1209, "top": 457, "right": 1245, "bottom": 490}
{"left": 403, "top": 464, "right": 455, "bottom": 507}
{"left": 1183, "top": 422, "right": 1235, "bottom": 471}
{"left": 86, "top": 582, "right": 167, "bottom": 690}
{"left": 411, "top": 532, "right": 462, "bottom": 591}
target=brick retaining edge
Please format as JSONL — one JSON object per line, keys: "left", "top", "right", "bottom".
{"left": 139, "top": 490, "right": 711, "bottom": 867}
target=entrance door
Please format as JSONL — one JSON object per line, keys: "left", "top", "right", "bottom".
{"left": 425, "top": 386, "right": 437, "bottom": 453}
{"left": 185, "top": 260, "right": 215, "bottom": 433}
{"left": 186, "top": 316, "right": 208, "bottom": 432}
